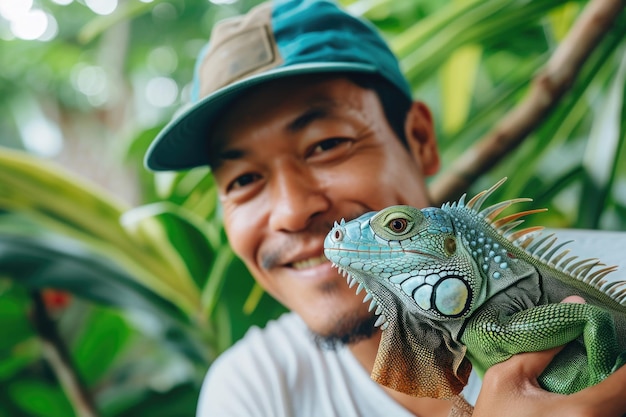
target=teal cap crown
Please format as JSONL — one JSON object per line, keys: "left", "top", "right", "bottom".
{"left": 145, "top": 0, "right": 411, "bottom": 171}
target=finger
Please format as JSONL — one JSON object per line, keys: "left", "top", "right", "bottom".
{"left": 484, "top": 345, "right": 566, "bottom": 389}
{"left": 511, "top": 346, "right": 566, "bottom": 380}
{"left": 560, "top": 295, "right": 586, "bottom": 304}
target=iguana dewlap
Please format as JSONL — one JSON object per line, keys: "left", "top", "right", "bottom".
{"left": 323, "top": 178, "right": 626, "bottom": 399}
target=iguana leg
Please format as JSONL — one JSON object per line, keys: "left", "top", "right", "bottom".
{"left": 461, "top": 302, "right": 622, "bottom": 394}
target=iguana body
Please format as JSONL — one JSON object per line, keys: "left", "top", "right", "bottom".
{"left": 323, "top": 178, "right": 626, "bottom": 399}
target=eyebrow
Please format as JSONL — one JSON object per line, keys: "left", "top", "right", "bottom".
{"left": 286, "top": 101, "right": 338, "bottom": 133}
{"left": 216, "top": 148, "right": 245, "bottom": 161}
{"left": 213, "top": 100, "right": 341, "bottom": 164}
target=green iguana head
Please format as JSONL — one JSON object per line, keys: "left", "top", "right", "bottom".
{"left": 327, "top": 205, "right": 487, "bottom": 320}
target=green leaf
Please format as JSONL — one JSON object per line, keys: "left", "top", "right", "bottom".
{"left": 0, "top": 348, "right": 38, "bottom": 383}
{"left": 0, "top": 285, "right": 38, "bottom": 382}
{"left": 0, "top": 232, "right": 186, "bottom": 321}
{"left": 547, "top": 2, "right": 581, "bottom": 42}
{"left": 72, "top": 308, "right": 131, "bottom": 386}
{"left": 121, "top": 202, "right": 215, "bottom": 289}
{"left": 397, "top": 0, "right": 570, "bottom": 87}
{"left": 218, "top": 256, "right": 286, "bottom": 346}
{"left": 0, "top": 149, "right": 202, "bottom": 315}
{"left": 0, "top": 231, "right": 213, "bottom": 366}
{"left": 8, "top": 379, "right": 76, "bottom": 417}
{"left": 439, "top": 44, "right": 483, "bottom": 135}
{"left": 579, "top": 45, "right": 626, "bottom": 228}
{"left": 108, "top": 383, "right": 198, "bottom": 417}
{"left": 0, "top": 285, "right": 33, "bottom": 352}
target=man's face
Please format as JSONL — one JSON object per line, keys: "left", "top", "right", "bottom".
{"left": 210, "top": 75, "right": 438, "bottom": 339}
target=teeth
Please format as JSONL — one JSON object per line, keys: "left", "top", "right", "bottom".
{"left": 293, "top": 255, "right": 328, "bottom": 270}
{"left": 368, "top": 298, "right": 377, "bottom": 312}
{"left": 375, "top": 305, "right": 382, "bottom": 315}
{"left": 374, "top": 315, "right": 387, "bottom": 327}
{"left": 349, "top": 277, "right": 357, "bottom": 288}
{"left": 381, "top": 321, "right": 389, "bottom": 330}
{"left": 362, "top": 293, "right": 372, "bottom": 303}
{"left": 356, "top": 283, "right": 364, "bottom": 295}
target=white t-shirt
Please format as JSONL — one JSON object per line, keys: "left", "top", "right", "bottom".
{"left": 197, "top": 312, "right": 481, "bottom": 417}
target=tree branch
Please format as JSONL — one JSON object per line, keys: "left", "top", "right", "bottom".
{"left": 30, "top": 291, "right": 100, "bottom": 417}
{"left": 430, "top": 0, "right": 625, "bottom": 205}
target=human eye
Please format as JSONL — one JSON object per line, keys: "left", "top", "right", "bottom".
{"left": 309, "top": 137, "right": 350, "bottom": 157}
{"left": 227, "top": 172, "right": 262, "bottom": 192}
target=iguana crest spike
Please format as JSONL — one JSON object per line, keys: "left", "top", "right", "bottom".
{"left": 324, "top": 178, "right": 626, "bottom": 399}
{"left": 453, "top": 178, "right": 621, "bottom": 298}
{"left": 465, "top": 177, "right": 507, "bottom": 210}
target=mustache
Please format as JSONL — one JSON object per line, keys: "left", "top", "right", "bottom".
{"left": 260, "top": 209, "right": 370, "bottom": 270}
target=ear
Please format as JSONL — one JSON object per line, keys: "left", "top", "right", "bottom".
{"left": 404, "top": 101, "right": 440, "bottom": 176}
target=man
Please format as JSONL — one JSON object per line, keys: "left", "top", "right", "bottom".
{"left": 145, "top": 0, "right": 626, "bottom": 415}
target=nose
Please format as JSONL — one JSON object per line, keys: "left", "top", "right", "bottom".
{"left": 268, "top": 161, "right": 330, "bottom": 232}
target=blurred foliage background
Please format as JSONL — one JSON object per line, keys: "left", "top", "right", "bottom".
{"left": 0, "top": 0, "right": 624, "bottom": 415}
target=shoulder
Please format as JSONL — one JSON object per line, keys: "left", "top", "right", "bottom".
{"left": 196, "top": 312, "right": 322, "bottom": 416}
{"left": 209, "top": 312, "right": 313, "bottom": 378}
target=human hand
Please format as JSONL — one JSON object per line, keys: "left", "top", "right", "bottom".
{"left": 472, "top": 296, "right": 626, "bottom": 417}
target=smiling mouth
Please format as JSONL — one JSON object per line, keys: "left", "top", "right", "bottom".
{"left": 291, "top": 255, "right": 329, "bottom": 270}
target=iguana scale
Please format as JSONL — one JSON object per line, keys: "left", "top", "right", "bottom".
{"left": 323, "top": 178, "right": 626, "bottom": 399}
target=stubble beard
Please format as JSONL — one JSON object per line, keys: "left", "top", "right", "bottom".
{"left": 310, "top": 293, "right": 379, "bottom": 350}
{"left": 312, "top": 315, "right": 377, "bottom": 350}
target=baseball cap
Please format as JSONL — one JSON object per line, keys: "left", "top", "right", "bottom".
{"left": 145, "top": 0, "right": 412, "bottom": 171}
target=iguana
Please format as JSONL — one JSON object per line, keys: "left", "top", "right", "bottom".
{"left": 323, "top": 178, "right": 626, "bottom": 399}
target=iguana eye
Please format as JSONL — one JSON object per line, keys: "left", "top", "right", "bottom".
{"left": 444, "top": 237, "right": 457, "bottom": 255}
{"left": 370, "top": 206, "right": 422, "bottom": 239}
{"left": 387, "top": 218, "right": 409, "bottom": 233}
